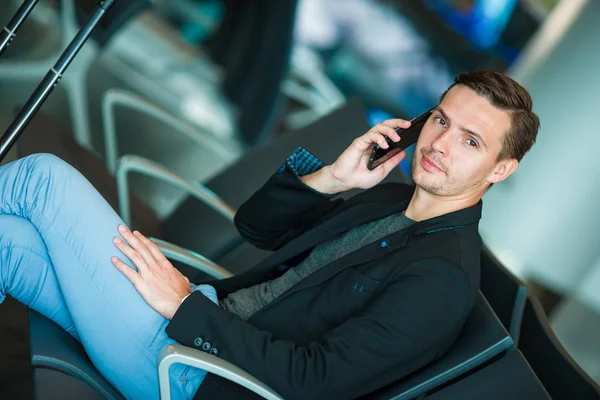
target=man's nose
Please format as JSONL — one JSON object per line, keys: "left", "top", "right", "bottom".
{"left": 430, "top": 130, "right": 452, "bottom": 155}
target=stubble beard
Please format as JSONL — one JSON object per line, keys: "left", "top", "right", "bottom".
{"left": 412, "top": 149, "right": 451, "bottom": 196}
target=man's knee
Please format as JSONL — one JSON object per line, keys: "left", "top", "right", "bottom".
{"left": 23, "top": 153, "right": 78, "bottom": 183}
{"left": 0, "top": 215, "right": 44, "bottom": 247}
{"left": 29, "top": 153, "right": 72, "bottom": 173}
{"left": 6, "top": 154, "right": 81, "bottom": 203}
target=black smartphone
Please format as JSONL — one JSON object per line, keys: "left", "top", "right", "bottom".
{"left": 367, "top": 108, "right": 434, "bottom": 170}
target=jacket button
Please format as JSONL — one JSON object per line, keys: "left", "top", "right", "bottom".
{"left": 209, "top": 347, "right": 219, "bottom": 356}
{"left": 202, "top": 342, "right": 212, "bottom": 352}
{"left": 193, "top": 337, "right": 203, "bottom": 347}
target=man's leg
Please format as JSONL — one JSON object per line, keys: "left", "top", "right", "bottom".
{"left": 0, "top": 154, "right": 206, "bottom": 400}
{"left": 0, "top": 215, "right": 80, "bottom": 341}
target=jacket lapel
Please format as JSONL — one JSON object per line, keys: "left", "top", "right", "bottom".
{"left": 211, "top": 196, "right": 410, "bottom": 296}
{"left": 253, "top": 198, "right": 410, "bottom": 272}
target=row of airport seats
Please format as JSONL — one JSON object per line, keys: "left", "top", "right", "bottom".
{"left": 23, "top": 100, "right": 600, "bottom": 399}
{"left": 2, "top": 0, "right": 300, "bottom": 225}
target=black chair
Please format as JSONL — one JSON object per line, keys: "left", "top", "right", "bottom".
{"left": 28, "top": 95, "right": 511, "bottom": 398}
{"left": 426, "top": 350, "right": 551, "bottom": 400}
{"left": 360, "top": 292, "right": 513, "bottom": 400}
{"left": 479, "top": 245, "right": 528, "bottom": 348}
{"left": 519, "top": 295, "right": 600, "bottom": 400}
{"left": 30, "top": 292, "right": 512, "bottom": 399}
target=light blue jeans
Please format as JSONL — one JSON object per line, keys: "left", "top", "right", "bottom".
{"left": 0, "top": 154, "right": 211, "bottom": 399}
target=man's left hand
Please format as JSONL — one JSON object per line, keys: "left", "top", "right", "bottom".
{"left": 111, "top": 225, "right": 191, "bottom": 320}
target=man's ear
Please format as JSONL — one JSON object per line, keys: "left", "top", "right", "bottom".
{"left": 487, "top": 158, "right": 518, "bottom": 184}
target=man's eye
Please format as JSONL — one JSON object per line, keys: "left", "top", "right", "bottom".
{"left": 435, "top": 117, "right": 447, "bottom": 127}
{"left": 467, "top": 139, "right": 478, "bottom": 148}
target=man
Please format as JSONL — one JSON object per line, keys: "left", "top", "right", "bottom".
{"left": 0, "top": 71, "right": 538, "bottom": 400}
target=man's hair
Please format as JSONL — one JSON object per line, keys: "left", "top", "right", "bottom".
{"left": 440, "top": 71, "right": 540, "bottom": 162}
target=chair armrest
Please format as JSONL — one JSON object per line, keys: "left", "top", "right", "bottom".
{"left": 102, "top": 88, "right": 239, "bottom": 174}
{"left": 158, "top": 344, "right": 283, "bottom": 400}
{"left": 149, "top": 237, "right": 233, "bottom": 280}
{"left": 115, "top": 154, "right": 236, "bottom": 226}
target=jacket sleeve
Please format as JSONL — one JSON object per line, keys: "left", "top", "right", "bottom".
{"left": 166, "top": 258, "right": 472, "bottom": 400}
{"left": 233, "top": 147, "right": 343, "bottom": 251}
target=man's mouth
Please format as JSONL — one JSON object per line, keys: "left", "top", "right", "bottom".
{"left": 421, "top": 154, "right": 445, "bottom": 174}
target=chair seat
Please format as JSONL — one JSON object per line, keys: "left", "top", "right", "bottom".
{"left": 28, "top": 310, "right": 125, "bottom": 400}
{"left": 427, "top": 350, "right": 551, "bottom": 400}
{"left": 34, "top": 368, "right": 107, "bottom": 400}
{"left": 361, "top": 292, "right": 514, "bottom": 400}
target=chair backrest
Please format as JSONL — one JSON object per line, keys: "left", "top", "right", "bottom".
{"left": 28, "top": 309, "right": 125, "bottom": 400}
{"left": 519, "top": 295, "right": 600, "bottom": 399}
{"left": 360, "top": 292, "right": 514, "bottom": 400}
{"left": 427, "top": 350, "right": 551, "bottom": 400}
{"left": 480, "top": 245, "right": 528, "bottom": 347}
{"left": 101, "top": 89, "right": 241, "bottom": 222}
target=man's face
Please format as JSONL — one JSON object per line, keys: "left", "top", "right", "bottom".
{"left": 412, "top": 85, "right": 513, "bottom": 196}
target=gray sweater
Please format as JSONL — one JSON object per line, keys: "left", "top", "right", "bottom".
{"left": 220, "top": 211, "right": 415, "bottom": 320}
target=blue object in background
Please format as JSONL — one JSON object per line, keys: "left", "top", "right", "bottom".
{"left": 424, "top": 0, "right": 519, "bottom": 50}
{"left": 180, "top": 0, "right": 224, "bottom": 44}
{"left": 366, "top": 108, "right": 415, "bottom": 176}
{"left": 366, "top": 108, "right": 395, "bottom": 127}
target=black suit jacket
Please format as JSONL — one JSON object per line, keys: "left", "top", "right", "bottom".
{"left": 166, "top": 166, "right": 483, "bottom": 400}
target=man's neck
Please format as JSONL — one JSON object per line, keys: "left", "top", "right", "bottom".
{"left": 404, "top": 186, "right": 482, "bottom": 222}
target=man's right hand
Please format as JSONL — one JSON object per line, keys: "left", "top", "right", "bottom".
{"left": 302, "top": 119, "right": 411, "bottom": 195}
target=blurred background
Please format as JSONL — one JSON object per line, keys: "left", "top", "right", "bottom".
{"left": 0, "top": 0, "right": 598, "bottom": 397}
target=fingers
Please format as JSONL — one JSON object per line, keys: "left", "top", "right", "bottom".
{"left": 356, "top": 124, "right": 398, "bottom": 150}
{"left": 354, "top": 118, "right": 412, "bottom": 152}
{"left": 381, "top": 118, "right": 411, "bottom": 130}
{"left": 365, "top": 132, "right": 390, "bottom": 150}
{"left": 372, "top": 123, "right": 400, "bottom": 143}
{"left": 133, "top": 231, "right": 169, "bottom": 265}
{"left": 113, "top": 225, "right": 156, "bottom": 272}
{"left": 111, "top": 256, "right": 142, "bottom": 286}
{"left": 379, "top": 149, "right": 407, "bottom": 176}
{"left": 113, "top": 236, "right": 146, "bottom": 272}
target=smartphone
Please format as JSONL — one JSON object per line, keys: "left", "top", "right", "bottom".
{"left": 367, "top": 108, "right": 434, "bottom": 170}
